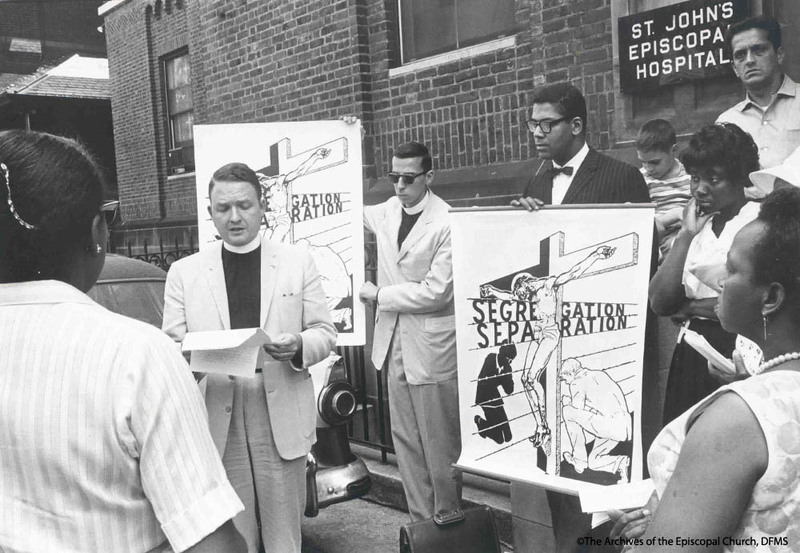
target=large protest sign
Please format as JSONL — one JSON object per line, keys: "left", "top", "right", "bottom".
{"left": 193, "top": 121, "right": 365, "bottom": 346}
{"left": 452, "top": 205, "right": 653, "bottom": 495}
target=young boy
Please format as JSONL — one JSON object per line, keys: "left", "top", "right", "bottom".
{"left": 636, "top": 119, "right": 691, "bottom": 260}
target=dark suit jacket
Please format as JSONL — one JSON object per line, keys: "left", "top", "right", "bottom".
{"left": 521, "top": 148, "right": 649, "bottom": 205}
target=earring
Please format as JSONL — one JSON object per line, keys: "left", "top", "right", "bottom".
{"left": 763, "top": 313, "right": 768, "bottom": 341}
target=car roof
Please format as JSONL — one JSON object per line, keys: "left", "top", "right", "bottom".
{"left": 97, "top": 254, "right": 167, "bottom": 283}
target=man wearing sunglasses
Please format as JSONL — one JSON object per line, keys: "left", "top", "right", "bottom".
{"left": 360, "top": 141, "right": 461, "bottom": 522}
{"left": 511, "top": 83, "right": 650, "bottom": 553}
{"left": 717, "top": 16, "right": 800, "bottom": 178}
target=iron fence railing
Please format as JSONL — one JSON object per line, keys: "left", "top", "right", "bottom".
{"left": 114, "top": 236, "right": 197, "bottom": 271}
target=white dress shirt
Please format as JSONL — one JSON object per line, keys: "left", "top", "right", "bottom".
{"left": 0, "top": 280, "right": 243, "bottom": 553}
{"left": 551, "top": 143, "right": 590, "bottom": 205}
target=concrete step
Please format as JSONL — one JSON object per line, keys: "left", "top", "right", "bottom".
{"left": 352, "top": 443, "right": 515, "bottom": 551}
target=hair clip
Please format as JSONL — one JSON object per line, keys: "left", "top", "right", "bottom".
{"left": 2, "top": 162, "right": 37, "bottom": 230}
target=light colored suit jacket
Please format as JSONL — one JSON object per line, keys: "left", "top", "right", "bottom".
{"left": 364, "top": 192, "right": 457, "bottom": 385}
{"left": 162, "top": 238, "right": 336, "bottom": 460}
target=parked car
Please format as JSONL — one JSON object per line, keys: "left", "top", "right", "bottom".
{"left": 87, "top": 254, "right": 371, "bottom": 515}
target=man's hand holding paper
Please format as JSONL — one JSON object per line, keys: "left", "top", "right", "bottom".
{"left": 263, "top": 332, "right": 303, "bottom": 363}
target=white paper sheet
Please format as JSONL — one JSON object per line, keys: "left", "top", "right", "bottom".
{"left": 580, "top": 478, "right": 654, "bottom": 514}
{"left": 183, "top": 328, "right": 273, "bottom": 377}
{"left": 682, "top": 328, "right": 734, "bottom": 373}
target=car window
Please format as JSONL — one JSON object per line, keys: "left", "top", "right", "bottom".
{"left": 89, "top": 281, "right": 165, "bottom": 327}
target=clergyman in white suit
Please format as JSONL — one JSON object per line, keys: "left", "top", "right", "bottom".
{"left": 359, "top": 141, "right": 462, "bottom": 521}
{"left": 162, "top": 163, "right": 336, "bottom": 553}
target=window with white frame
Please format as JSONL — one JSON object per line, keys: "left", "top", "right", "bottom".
{"left": 163, "top": 51, "right": 194, "bottom": 175}
{"left": 399, "top": 0, "right": 516, "bottom": 63}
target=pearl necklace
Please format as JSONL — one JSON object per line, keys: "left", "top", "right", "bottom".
{"left": 758, "top": 352, "right": 800, "bottom": 373}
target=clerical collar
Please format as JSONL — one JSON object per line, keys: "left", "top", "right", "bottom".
{"left": 222, "top": 235, "right": 261, "bottom": 253}
{"left": 402, "top": 190, "right": 430, "bottom": 215}
{"left": 553, "top": 142, "right": 589, "bottom": 172}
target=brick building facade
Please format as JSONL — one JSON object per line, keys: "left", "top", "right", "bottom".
{"left": 100, "top": 0, "right": 799, "bottom": 251}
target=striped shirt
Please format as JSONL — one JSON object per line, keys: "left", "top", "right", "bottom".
{"left": 0, "top": 280, "right": 243, "bottom": 553}
{"left": 641, "top": 161, "right": 691, "bottom": 257}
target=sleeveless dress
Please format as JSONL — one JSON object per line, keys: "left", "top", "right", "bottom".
{"left": 649, "top": 370, "right": 800, "bottom": 552}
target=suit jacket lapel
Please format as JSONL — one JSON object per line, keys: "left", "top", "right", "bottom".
{"left": 260, "top": 238, "right": 279, "bottom": 328}
{"left": 384, "top": 201, "right": 402, "bottom": 261}
{"left": 205, "top": 243, "right": 231, "bottom": 330}
{"left": 562, "top": 149, "right": 598, "bottom": 204}
{"left": 537, "top": 160, "right": 554, "bottom": 205}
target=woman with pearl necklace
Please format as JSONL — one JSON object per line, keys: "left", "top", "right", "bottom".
{"left": 610, "top": 187, "right": 800, "bottom": 552}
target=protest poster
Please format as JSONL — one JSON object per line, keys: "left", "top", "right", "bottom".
{"left": 193, "top": 121, "right": 365, "bottom": 346}
{"left": 451, "top": 205, "right": 654, "bottom": 495}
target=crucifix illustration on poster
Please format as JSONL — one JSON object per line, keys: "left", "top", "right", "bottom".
{"left": 193, "top": 121, "right": 365, "bottom": 346}
{"left": 451, "top": 205, "right": 653, "bottom": 495}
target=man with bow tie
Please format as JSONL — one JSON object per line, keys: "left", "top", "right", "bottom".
{"left": 513, "top": 83, "right": 649, "bottom": 209}
{"left": 511, "top": 83, "right": 650, "bottom": 553}
{"left": 359, "top": 141, "right": 461, "bottom": 522}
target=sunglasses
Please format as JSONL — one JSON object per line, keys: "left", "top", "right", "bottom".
{"left": 101, "top": 200, "right": 120, "bottom": 227}
{"left": 388, "top": 170, "right": 428, "bottom": 185}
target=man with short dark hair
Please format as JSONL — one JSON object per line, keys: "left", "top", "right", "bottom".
{"left": 717, "top": 15, "right": 800, "bottom": 172}
{"left": 512, "top": 83, "right": 650, "bottom": 553}
{"left": 360, "top": 141, "right": 462, "bottom": 521}
{"left": 514, "top": 83, "right": 650, "bottom": 210}
{"left": 163, "top": 162, "right": 336, "bottom": 553}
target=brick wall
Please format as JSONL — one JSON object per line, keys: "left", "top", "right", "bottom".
{"left": 105, "top": 0, "right": 195, "bottom": 231}
{"left": 104, "top": 0, "right": 626, "bottom": 241}
{"left": 189, "top": 1, "right": 373, "bottom": 124}
{"left": 105, "top": 3, "right": 162, "bottom": 224}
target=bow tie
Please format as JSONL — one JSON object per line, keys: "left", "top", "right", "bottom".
{"left": 550, "top": 165, "right": 574, "bottom": 176}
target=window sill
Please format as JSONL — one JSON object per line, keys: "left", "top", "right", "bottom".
{"left": 167, "top": 171, "right": 195, "bottom": 181}
{"left": 389, "top": 36, "right": 516, "bottom": 78}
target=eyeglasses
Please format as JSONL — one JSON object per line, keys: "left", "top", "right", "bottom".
{"left": 526, "top": 116, "right": 571, "bottom": 134}
{"left": 101, "top": 200, "right": 120, "bottom": 227}
{"left": 388, "top": 170, "right": 428, "bottom": 185}
{"left": 732, "top": 43, "right": 772, "bottom": 63}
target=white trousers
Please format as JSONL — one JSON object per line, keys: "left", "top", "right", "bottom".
{"left": 387, "top": 332, "right": 462, "bottom": 521}
{"left": 222, "top": 374, "right": 306, "bottom": 553}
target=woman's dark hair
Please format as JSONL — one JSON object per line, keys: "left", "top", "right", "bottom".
{"left": 680, "top": 123, "right": 759, "bottom": 186}
{"left": 752, "top": 188, "right": 800, "bottom": 322}
{"left": 0, "top": 130, "right": 106, "bottom": 283}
